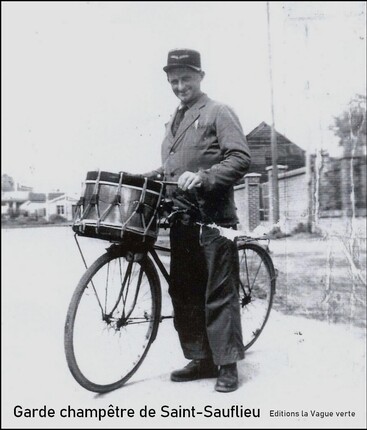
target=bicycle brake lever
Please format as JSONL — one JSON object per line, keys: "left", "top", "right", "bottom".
{"left": 167, "top": 209, "right": 187, "bottom": 221}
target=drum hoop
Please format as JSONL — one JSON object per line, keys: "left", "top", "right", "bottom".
{"left": 85, "top": 180, "right": 162, "bottom": 196}
{"left": 75, "top": 220, "right": 157, "bottom": 238}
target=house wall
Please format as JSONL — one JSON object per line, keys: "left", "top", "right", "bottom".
{"left": 278, "top": 167, "right": 309, "bottom": 230}
{"left": 263, "top": 155, "right": 366, "bottom": 234}
{"left": 46, "top": 197, "right": 78, "bottom": 221}
{"left": 19, "top": 201, "right": 47, "bottom": 217}
{"left": 246, "top": 122, "right": 306, "bottom": 182}
{"left": 265, "top": 166, "right": 309, "bottom": 231}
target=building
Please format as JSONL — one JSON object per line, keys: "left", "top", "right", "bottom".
{"left": 45, "top": 193, "right": 79, "bottom": 221}
{"left": 2, "top": 190, "right": 78, "bottom": 222}
{"left": 245, "top": 121, "right": 306, "bottom": 182}
{"left": 19, "top": 192, "right": 48, "bottom": 218}
{"left": 1, "top": 191, "right": 30, "bottom": 216}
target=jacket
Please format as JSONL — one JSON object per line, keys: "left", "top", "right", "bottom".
{"left": 148, "top": 94, "right": 251, "bottom": 225}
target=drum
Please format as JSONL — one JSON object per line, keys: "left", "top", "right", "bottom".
{"left": 72, "top": 171, "right": 164, "bottom": 245}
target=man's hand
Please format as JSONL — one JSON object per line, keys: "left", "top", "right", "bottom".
{"left": 177, "top": 171, "right": 202, "bottom": 191}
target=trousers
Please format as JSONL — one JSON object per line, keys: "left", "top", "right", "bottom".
{"left": 169, "top": 222, "right": 245, "bottom": 365}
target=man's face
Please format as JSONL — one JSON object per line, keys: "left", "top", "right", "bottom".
{"left": 167, "top": 67, "right": 204, "bottom": 105}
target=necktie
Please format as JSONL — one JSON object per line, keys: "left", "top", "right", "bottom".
{"left": 171, "top": 105, "right": 188, "bottom": 137}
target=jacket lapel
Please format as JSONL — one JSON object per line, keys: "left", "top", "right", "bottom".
{"left": 166, "top": 94, "right": 208, "bottom": 153}
{"left": 165, "top": 107, "right": 177, "bottom": 143}
{"left": 172, "top": 108, "right": 200, "bottom": 143}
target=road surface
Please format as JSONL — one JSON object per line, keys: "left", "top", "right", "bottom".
{"left": 2, "top": 227, "right": 366, "bottom": 429}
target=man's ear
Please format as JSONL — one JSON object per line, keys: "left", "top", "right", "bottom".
{"left": 200, "top": 71, "right": 205, "bottom": 81}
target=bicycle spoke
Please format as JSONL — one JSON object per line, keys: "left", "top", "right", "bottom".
{"left": 104, "top": 261, "right": 110, "bottom": 314}
{"left": 87, "top": 279, "right": 104, "bottom": 316}
{"left": 242, "top": 249, "right": 265, "bottom": 291}
{"left": 66, "top": 235, "right": 274, "bottom": 393}
{"left": 237, "top": 244, "right": 275, "bottom": 351}
{"left": 65, "top": 251, "right": 161, "bottom": 392}
{"left": 243, "top": 249, "right": 251, "bottom": 292}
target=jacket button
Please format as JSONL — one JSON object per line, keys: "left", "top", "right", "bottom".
{"left": 170, "top": 151, "right": 174, "bottom": 155}
{"left": 170, "top": 172, "right": 175, "bottom": 177}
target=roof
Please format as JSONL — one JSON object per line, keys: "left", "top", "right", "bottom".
{"left": 48, "top": 194, "right": 79, "bottom": 203}
{"left": 246, "top": 122, "right": 305, "bottom": 152}
{"left": 29, "top": 192, "right": 46, "bottom": 202}
{"left": 1, "top": 191, "right": 30, "bottom": 203}
{"left": 47, "top": 192, "right": 65, "bottom": 200}
{"left": 245, "top": 122, "right": 306, "bottom": 181}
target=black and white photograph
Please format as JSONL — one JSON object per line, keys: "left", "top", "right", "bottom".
{"left": 2, "top": 1, "right": 366, "bottom": 429}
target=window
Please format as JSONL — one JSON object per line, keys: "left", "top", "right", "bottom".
{"left": 57, "top": 205, "right": 65, "bottom": 215}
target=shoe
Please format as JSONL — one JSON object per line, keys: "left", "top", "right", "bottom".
{"left": 215, "top": 363, "right": 238, "bottom": 392}
{"left": 170, "top": 359, "right": 218, "bottom": 382}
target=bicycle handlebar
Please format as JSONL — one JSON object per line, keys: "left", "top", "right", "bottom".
{"left": 157, "top": 181, "right": 178, "bottom": 186}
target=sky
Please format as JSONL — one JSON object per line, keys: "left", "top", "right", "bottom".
{"left": 2, "top": 1, "right": 366, "bottom": 193}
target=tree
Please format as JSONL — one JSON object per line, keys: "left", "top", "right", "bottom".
{"left": 329, "top": 94, "right": 367, "bottom": 217}
{"left": 331, "top": 94, "right": 367, "bottom": 157}
{"left": 1, "top": 174, "right": 15, "bottom": 192}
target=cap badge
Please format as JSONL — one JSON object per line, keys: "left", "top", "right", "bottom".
{"left": 170, "top": 54, "right": 190, "bottom": 60}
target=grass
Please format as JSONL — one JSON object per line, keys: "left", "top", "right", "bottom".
{"left": 270, "top": 233, "right": 367, "bottom": 328}
{"left": 157, "top": 229, "right": 367, "bottom": 328}
{"left": 157, "top": 229, "right": 366, "bottom": 328}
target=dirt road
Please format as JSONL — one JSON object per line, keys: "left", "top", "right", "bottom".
{"left": 2, "top": 227, "right": 366, "bottom": 429}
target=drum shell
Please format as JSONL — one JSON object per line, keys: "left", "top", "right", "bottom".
{"left": 73, "top": 172, "right": 163, "bottom": 245}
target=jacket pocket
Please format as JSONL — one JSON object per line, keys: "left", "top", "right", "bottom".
{"left": 192, "top": 123, "right": 216, "bottom": 148}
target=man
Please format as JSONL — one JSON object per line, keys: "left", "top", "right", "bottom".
{"left": 147, "top": 49, "right": 251, "bottom": 392}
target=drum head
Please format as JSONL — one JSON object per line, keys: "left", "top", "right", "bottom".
{"left": 85, "top": 171, "right": 163, "bottom": 193}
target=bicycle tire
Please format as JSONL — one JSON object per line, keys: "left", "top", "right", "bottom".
{"left": 237, "top": 241, "right": 276, "bottom": 351}
{"left": 64, "top": 249, "right": 161, "bottom": 393}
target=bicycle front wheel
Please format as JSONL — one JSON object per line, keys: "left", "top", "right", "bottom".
{"left": 64, "top": 249, "right": 161, "bottom": 393}
{"left": 237, "top": 242, "right": 276, "bottom": 351}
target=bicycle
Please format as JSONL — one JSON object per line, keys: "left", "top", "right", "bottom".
{"left": 64, "top": 174, "right": 276, "bottom": 393}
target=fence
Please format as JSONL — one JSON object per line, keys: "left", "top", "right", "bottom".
{"left": 234, "top": 153, "right": 366, "bottom": 234}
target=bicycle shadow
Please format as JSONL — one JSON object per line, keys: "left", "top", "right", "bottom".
{"left": 92, "top": 350, "right": 260, "bottom": 398}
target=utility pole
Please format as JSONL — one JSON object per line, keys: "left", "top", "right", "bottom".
{"left": 266, "top": 2, "right": 279, "bottom": 224}
{"left": 286, "top": 4, "right": 325, "bottom": 232}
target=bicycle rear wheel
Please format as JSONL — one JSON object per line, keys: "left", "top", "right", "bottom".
{"left": 64, "top": 248, "right": 161, "bottom": 393}
{"left": 237, "top": 242, "right": 276, "bottom": 350}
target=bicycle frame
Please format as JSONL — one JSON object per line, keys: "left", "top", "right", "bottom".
{"left": 67, "top": 229, "right": 276, "bottom": 392}
{"left": 74, "top": 232, "right": 272, "bottom": 286}
{"left": 65, "top": 179, "right": 277, "bottom": 394}
{"left": 150, "top": 244, "right": 171, "bottom": 286}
